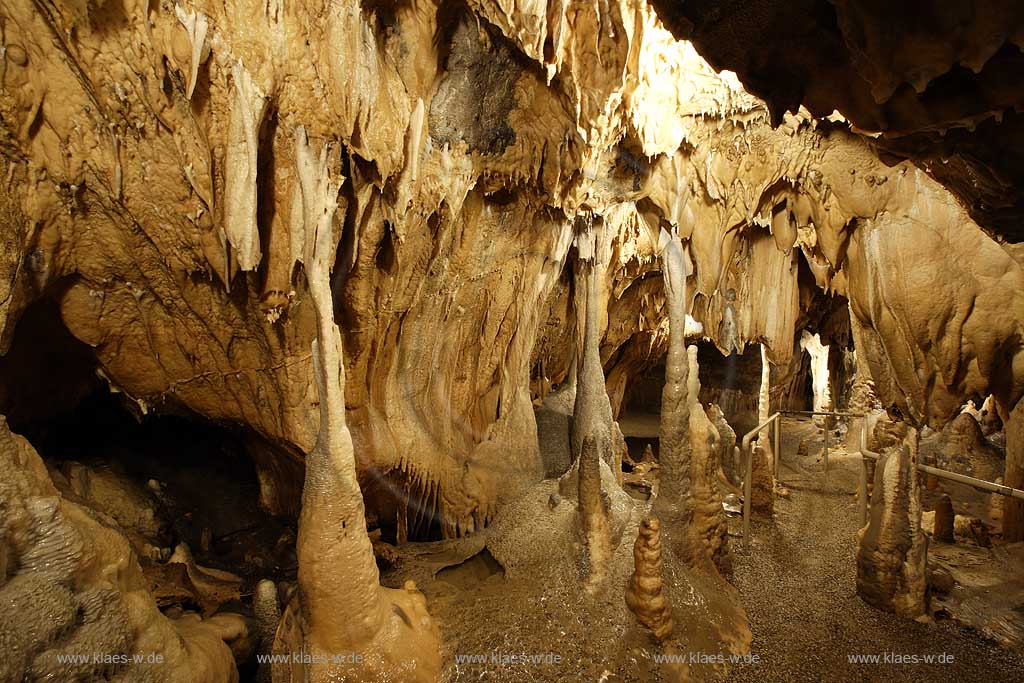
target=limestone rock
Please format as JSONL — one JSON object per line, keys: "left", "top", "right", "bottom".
{"left": 625, "top": 517, "right": 674, "bottom": 642}
{"left": 857, "top": 432, "right": 927, "bottom": 618}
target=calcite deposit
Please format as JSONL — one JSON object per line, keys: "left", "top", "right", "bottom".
{"left": 2, "top": 0, "right": 1024, "bottom": 680}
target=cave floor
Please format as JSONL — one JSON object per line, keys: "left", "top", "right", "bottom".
{"left": 378, "top": 416, "right": 1024, "bottom": 682}
{"left": 724, "top": 417, "right": 1024, "bottom": 683}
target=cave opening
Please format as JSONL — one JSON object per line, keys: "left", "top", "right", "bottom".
{"left": 0, "top": 296, "right": 298, "bottom": 601}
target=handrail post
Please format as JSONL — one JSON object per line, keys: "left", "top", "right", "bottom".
{"left": 743, "top": 441, "right": 752, "bottom": 544}
{"left": 823, "top": 414, "right": 830, "bottom": 473}
{"left": 774, "top": 414, "right": 781, "bottom": 476}
{"left": 858, "top": 420, "right": 867, "bottom": 525}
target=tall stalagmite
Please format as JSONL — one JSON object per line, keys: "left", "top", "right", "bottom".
{"left": 750, "top": 345, "right": 775, "bottom": 514}
{"left": 856, "top": 425, "right": 927, "bottom": 618}
{"left": 653, "top": 231, "right": 728, "bottom": 573}
{"left": 571, "top": 236, "right": 613, "bottom": 590}
{"left": 272, "top": 130, "right": 440, "bottom": 682}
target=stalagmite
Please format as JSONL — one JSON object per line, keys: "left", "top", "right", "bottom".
{"left": 625, "top": 517, "right": 674, "bottom": 642}
{"left": 3, "top": 1, "right": 1024, "bottom": 678}
{"left": 572, "top": 242, "right": 613, "bottom": 591}
{"left": 989, "top": 478, "right": 1005, "bottom": 532}
{"left": 707, "top": 403, "right": 739, "bottom": 490}
{"left": 271, "top": 137, "right": 440, "bottom": 681}
{"left": 749, "top": 344, "right": 775, "bottom": 514}
{"left": 856, "top": 425, "right": 927, "bottom": 618}
{"left": 1005, "top": 400, "right": 1024, "bottom": 542}
{"left": 933, "top": 495, "right": 955, "bottom": 543}
{"left": 253, "top": 580, "right": 279, "bottom": 683}
{"left": 800, "top": 331, "right": 832, "bottom": 413}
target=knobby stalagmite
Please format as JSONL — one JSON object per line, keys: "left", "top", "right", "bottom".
{"left": 626, "top": 517, "right": 674, "bottom": 641}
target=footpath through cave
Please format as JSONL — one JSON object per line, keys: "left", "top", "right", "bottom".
{"left": 725, "top": 417, "right": 1024, "bottom": 683}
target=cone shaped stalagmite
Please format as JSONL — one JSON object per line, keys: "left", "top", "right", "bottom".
{"left": 626, "top": 517, "right": 674, "bottom": 642}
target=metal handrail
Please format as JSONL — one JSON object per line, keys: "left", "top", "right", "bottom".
{"left": 857, "top": 421, "right": 1024, "bottom": 526}
{"left": 741, "top": 409, "right": 861, "bottom": 542}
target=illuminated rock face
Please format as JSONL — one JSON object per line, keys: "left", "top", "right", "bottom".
{"left": 1, "top": 1, "right": 1024, "bottom": 674}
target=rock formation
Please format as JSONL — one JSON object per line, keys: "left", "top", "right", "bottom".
{"left": 652, "top": 231, "right": 728, "bottom": 573}
{"left": 747, "top": 344, "right": 776, "bottom": 515}
{"left": 800, "top": 330, "right": 832, "bottom": 414}
{"left": 626, "top": 517, "right": 674, "bottom": 642}
{"left": 253, "top": 579, "right": 280, "bottom": 683}
{"left": 707, "top": 402, "right": 739, "bottom": 492}
{"left": 934, "top": 495, "right": 956, "bottom": 544}
{"left": 570, "top": 236, "right": 614, "bottom": 590}
{"left": 856, "top": 426, "right": 928, "bottom": 618}
{"left": 1, "top": 0, "right": 1024, "bottom": 678}
{"left": 0, "top": 418, "right": 248, "bottom": 682}
{"left": 1005, "top": 401, "right": 1024, "bottom": 542}
{"left": 271, "top": 147, "right": 441, "bottom": 681}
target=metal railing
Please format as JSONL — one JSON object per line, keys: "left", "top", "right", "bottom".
{"left": 737, "top": 408, "right": 1024, "bottom": 543}
{"left": 857, "top": 422, "right": 1024, "bottom": 526}
{"left": 740, "top": 409, "right": 863, "bottom": 543}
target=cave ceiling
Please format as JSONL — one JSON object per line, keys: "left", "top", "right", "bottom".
{"left": 648, "top": 0, "right": 1024, "bottom": 242}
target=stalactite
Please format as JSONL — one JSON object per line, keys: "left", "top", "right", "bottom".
{"left": 224, "top": 61, "right": 268, "bottom": 272}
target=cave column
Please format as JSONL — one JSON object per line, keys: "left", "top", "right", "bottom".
{"left": 571, "top": 226, "right": 613, "bottom": 591}
{"left": 652, "top": 231, "right": 729, "bottom": 573}
{"left": 293, "top": 139, "right": 385, "bottom": 650}
{"left": 285, "top": 128, "right": 441, "bottom": 680}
